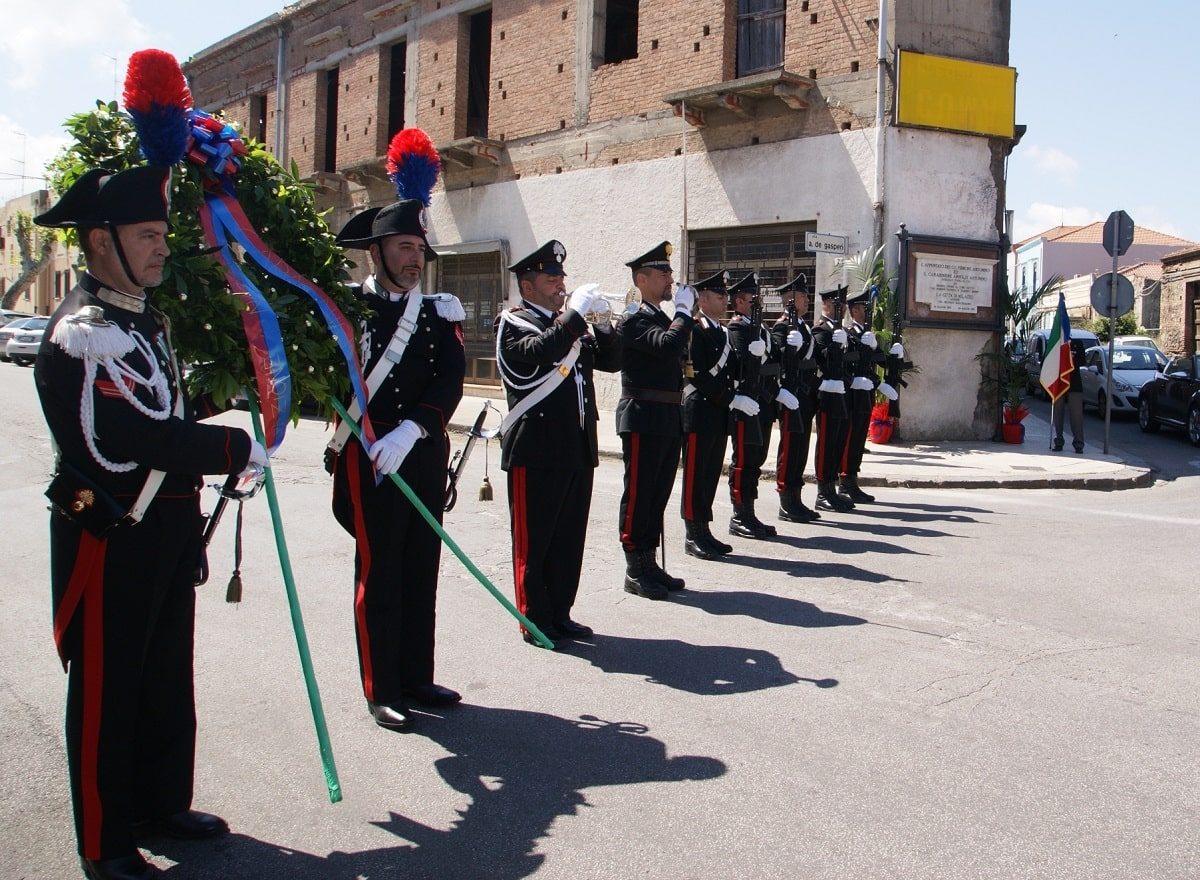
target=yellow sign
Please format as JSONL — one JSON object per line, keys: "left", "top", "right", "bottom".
{"left": 897, "top": 50, "right": 1016, "bottom": 138}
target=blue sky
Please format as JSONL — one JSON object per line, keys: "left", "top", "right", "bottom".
{"left": 2, "top": 1, "right": 1197, "bottom": 245}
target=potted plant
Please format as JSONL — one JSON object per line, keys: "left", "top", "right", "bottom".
{"left": 1000, "top": 367, "right": 1029, "bottom": 443}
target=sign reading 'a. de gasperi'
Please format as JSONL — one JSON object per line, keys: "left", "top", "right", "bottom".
{"left": 913, "top": 254, "right": 997, "bottom": 314}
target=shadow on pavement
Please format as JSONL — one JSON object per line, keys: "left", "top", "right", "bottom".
{"left": 773, "top": 533, "right": 931, "bottom": 556}
{"left": 152, "top": 706, "right": 725, "bottom": 880}
{"left": 714, "top": 551, "right": 906, "bottom": 584}
{"left": 670, "top": 589, "right": 868, "bottom": 630}
{"left": 559, "top": 634, "right": 803, "bottom": 695}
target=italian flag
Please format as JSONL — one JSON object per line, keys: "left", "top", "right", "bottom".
{"left": 1039, "top": 292, "right": 1074, "bottom": 402}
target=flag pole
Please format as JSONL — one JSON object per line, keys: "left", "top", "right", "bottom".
{"left": 247, "top": 396, "right": 342, "bottom": 804}
{"left": 329, "top": 398, "right": 555, "bottom": 649}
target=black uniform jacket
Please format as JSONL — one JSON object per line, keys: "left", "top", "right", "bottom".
{"left": 772, "top": 314, "right": 819, "bottom": 418}
{"left": 497, "top": 303, "right": 620, "bottom": 470}
{"left": 844, "top": 319, "right": 883, "bottom": 390}
{"left": 615, "top": 301, "right": 694, "bottom": 436}
{"left": 727, "top": 314, "right": 779, "bottom": 406}
{"left": 812, "top": 314, "right": 847, "bottom": 384}
{"left": 682, "top": 314, "right": 733, "bottom": 435}
{"left": 352, "top": 283, "right": 466, "bottom": 439}
{"left": 35, "top": 273, "right": 252, "bottom": 502}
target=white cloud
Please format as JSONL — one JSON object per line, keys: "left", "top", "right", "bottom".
{"left": 1013, "top": 202, "right": 1103, "bottom": 242}
{"left": 1021, "top": 144, "right": 1081, "bottom": 182}
{"left": 0, "top": 117, "right": 70, "bottom": 202}
{"left": 0, "top": 0, "right": 154, "bottom": 91}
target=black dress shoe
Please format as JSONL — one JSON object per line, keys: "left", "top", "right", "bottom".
{"left": 82, "top": 854, "right": 160, "bottom": 880}
{"left": 367, "top": 700, "right": 413, "bottom": 731}
{"left": 133, "top": 810, "right": 228, "bottom": 841}
{"left": 684, "top": 536, "right": 717, "bottom": 560}
{"left": 522, "top": 629, "right": 558, "bottom": 649}
{"left": 555, "top": 619, "right": 594, "bottom": 639}
{"left": 401, "top": 684, "right": 462, "bottom": 706}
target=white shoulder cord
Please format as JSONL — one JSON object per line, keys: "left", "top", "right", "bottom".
{"left": 80, "top": 331, "right": 173, "bottom": 473}
{"left": 495, "top": 310, "right": 581, "bottom": 391}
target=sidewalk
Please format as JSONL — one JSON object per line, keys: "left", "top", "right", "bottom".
{"left": 448, "top": 391, "right": 1154, "bottom": 491}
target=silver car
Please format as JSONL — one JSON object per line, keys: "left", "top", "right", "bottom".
{"left": 5, "top": 317, "right": 49, "bottom": 366}
{"left": 0, "top": 316, "right": 47, "bottom": 362}
{"left": 1079, "top": 345, "right": 1163, "bottom": 415}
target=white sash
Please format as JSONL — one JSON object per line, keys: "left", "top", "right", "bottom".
{"left": 496, "top": 309, "right": 583, "bottom": 435}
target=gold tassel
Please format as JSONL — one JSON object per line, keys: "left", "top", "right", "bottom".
{"left": 478, "top": 476, "right": 493, "bottom": 501}
{"left": 225, "top": 572, "right": 242, "bottom": 604}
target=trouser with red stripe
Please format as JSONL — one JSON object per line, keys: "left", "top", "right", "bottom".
{"left": 728, "top": 412, "right": 772, "bottom": 505}
{"left": 776, "top": 408, "right": 814, "bottom": 493}
{"left": 619, "top": 431, "right": 681, "bottom": 551}
{"left": 341, "top": 436, "right": 446, "bottom": 705}
{"left": 51, "top": 499, "right": 202, "bottom": 860}
{"left": 680, "top": 428, "right": 728, "bottom": 523}
{"left": 814, "top": 392, "right": 849, "bottom": 483}
{"left": 507, "top": 466, "right": 593, "bottom": 630}
{"left": 841, "top": 388, "right": 873, "bottom": 478}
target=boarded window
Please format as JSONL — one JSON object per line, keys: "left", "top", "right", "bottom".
{"left": 689, "top": 221, "right": 817, "bottom": 321}
{"left": 603, "top": 0, "right": 639, "bottom": 65}
{"left": 386, "top": 42, "right": 407, "bottom": 136}
{"left": 436, "top": 248, "right": 505, "bottom": 384}
{"left": 322, "top": 67, "right": 339, "bottom": 172}
{"left": 737, "top": 0, "right": 786, "bottom": 77}
{"left": 465, "top": 10, "right": 492, "bottom": 138}
{"left": 249, "top": 94, "right": 267, "bottom": 144}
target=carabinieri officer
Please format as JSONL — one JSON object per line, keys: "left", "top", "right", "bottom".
{"left": 34, "top": 163, "right": 266, "bottom": 880}
{"left": 496, "top": 240, "right": 620, "bottom": 648}
{"left": 616, "top": 242, "right": 695, "bottom": 599}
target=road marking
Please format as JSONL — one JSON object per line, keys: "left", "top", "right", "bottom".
{"left": 932, "top": 488, "right": 1200, "bottom": 526}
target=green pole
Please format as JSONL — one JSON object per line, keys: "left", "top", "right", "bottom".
{"left": 329, "top": 398, "right": 554, "bottom": 649}
{"left": 248, "top": 397, "right": 342, "bottom": 803}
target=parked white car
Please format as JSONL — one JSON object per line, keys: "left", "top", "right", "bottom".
{"left": 1079, "top": 345, "right": 1162, "bottom": 415}
{"left": 3, "top": 316, "right": 49, "bottom": 366}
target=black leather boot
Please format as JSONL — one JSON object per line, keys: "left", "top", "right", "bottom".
{"left": 684, "top": 521, "right": 717, "bottom": 560}
{"left": 778, "top": 487, "right": 818, "bottom": 523}
{"left": 699, "top": 522, "right": 733, "bottom": 556}
{"left": 730, "top": 504, "right": 775, "bottom": 539}
{"left": 81, "top": 854, "right": 161, "bottom": 880}
{"left": 816, "top": 482, "right": 854, "bottom": 512}
{"left": 642, "top": 549, "right": 686, "bottom": 591}
{"left": 624, "top": 550, "right": 668, "bottom": 600}
{"left": 839, "top": 477, "right": 875, "bottom": 503}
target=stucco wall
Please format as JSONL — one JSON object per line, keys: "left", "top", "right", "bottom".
{"left": 427, "top": 124, "right": 1002, "bottom": 438}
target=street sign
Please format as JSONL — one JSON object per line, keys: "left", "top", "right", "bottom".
{"left": 1102, "top": 210, "right": 1134, "bottom": 257}
{"left": 1090, "top": 273, "right": 1134, "bottom": 316}
{"left": 805, "top": 231, "right": 849, "bottom": 255}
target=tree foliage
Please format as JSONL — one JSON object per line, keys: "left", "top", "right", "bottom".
{"left": 46, "top": 100, "right": 370, "bottom": 418}
{"left": 1, "top": 212, "right": 54, "bottom": 309}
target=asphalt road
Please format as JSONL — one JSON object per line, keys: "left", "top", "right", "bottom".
{"left": 1, "top": 360, "right": 1197, "bottom": 880}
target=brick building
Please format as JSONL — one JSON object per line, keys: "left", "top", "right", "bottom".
{"left": 186, "top": 0, "right": 1015, "bottom": 439}
{"left": 1160, "top": 247, "right": 1200, "bottom": 356}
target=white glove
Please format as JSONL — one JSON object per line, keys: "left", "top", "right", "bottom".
{"left": 861, "top": 331, "right": 878, "bottom": 350}
{"left": 673, "top": 284, "right": 696, "bottom": 312}
{"left": 369, "top": 420, "right": 423, "bottom": 475}
{"left": 832, "top": 328, "right": 848, "bottom": 347}
{"left": 786, "top": 330, "right": 804, "bottom": 348}
{"left": 890, "top": 342, "right": 905, "bottom": 358}
{"left": 566, "top": 283, "right": 600, "bottom": 316}
{"left": 729, "top": 394, "right": 760, "bottom": 417}
{"left": 748, "top": 339, "right": 767, "bottom": 358}
{"left": 238, "top": 439, "right": 270, "bottom": 479}
{"left": 776, "top": 388, "right": 800, "bottom": 410}
{"left": 878, "top": 383, "right": 899, "bottom": 401}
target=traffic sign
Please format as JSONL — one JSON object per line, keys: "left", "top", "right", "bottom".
{"left": 1102, "top": 210, "right": 1134, "bottom": 257}
{"left": 1090, "top": 273, "right": 1134, "bottom": 316}
{"left": 805, "top": 231, "right": 848, "bottom": 255}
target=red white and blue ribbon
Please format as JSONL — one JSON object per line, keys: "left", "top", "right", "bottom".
{"left": 187, "top": 113, "right": 376, "bottom": 452}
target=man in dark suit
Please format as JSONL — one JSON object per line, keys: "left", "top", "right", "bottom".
{"left": 771, "top": 274, "right": 821, "bottom": 522}
{"left": 616, "top": 241, "right": 695, "bottom": 599}
{"left": 330, "top": 198, "right": 466, "bottom": 732}
{"left": 34, "top": 165, "right": 265, "bottom": 880}
{"left": 496, "top": 241, "right": 620, "bottom": 648}
{"left": 726, "top": 272, "right": 778, "bottom": 540}
{"left": 680, "top": 270, "right": 735, "bottom": 560}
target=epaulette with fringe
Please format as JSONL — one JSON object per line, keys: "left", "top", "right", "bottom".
{"left": 51, "top": 306, "right": 136, "bottom": 360}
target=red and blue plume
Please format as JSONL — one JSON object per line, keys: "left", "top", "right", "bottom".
{"left": 123, "top": 49, "right": 193, "bottom": 167}
{"left": 385, "top": 128, "right": 441, "bottom": 206}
